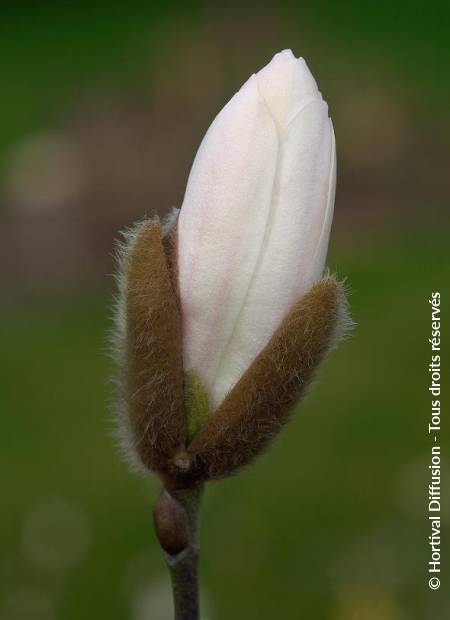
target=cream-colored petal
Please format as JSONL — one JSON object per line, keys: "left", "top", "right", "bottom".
{"left": 256, "top": 49, "right": 320, "bottom": 132}
{"left": 212, "top": 100, "right": 334, "bottom": 407}
{"left": 177, "top": 75, "right": 279, "bottom": 399}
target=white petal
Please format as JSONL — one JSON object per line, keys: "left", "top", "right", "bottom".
{"left": 177, "top": 75, "right": 279, "bottom": 399}
{"left": 256, "top": 49, "right": 320, "bottom": 132}
{"left": 212, "top": 100, "right": 335, "bottom": 407}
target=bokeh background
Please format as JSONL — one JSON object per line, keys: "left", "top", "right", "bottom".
{"left": 1, "top": 2, "right": 449, "bottom": 619}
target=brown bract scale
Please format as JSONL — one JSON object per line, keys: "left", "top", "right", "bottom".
{"left": 182, "top": 276, "right": 348, "bottom": 483}
{"left": 153, "top": 491, "right": 190, "bottom": 556}
{"left": 124, "top": 219, "right": 187, "bottom": 477}
{"left": 115, "top": 217, "right": 350, "bottom": 488}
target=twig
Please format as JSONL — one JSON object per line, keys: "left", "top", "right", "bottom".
{"left": 154, "top": 486, "right": 203, "bottom": 620}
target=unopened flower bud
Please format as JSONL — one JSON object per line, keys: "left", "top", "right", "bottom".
{"left": 178, "top": 49, "right": 336, "bottom": 410}
{"left": 113, "top": 50, "right": 351, "bottom": 486}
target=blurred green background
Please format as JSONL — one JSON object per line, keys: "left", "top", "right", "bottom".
{"left": 1, "top": 2, "right": 449, "bottom": 619}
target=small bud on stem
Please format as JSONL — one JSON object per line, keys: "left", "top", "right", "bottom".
{"left": 153, "top": 491, "right": 189, "bottom": 556}
{"left": 154, "top": 487, "right": 203, "bottom": 620}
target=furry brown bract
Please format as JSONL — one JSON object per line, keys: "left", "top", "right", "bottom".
{"left": 114, "top": 219, "right": 349, "bottom": 487}
{"left": 184, "top": 276, "right": 349, "bottom": 482}
{"left": 118, "top": 218, "right": 187, "bottom": 478}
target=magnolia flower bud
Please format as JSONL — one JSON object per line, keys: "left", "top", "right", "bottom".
{"left": 178, "top": 49, "right": 336, "bottom": 409}
{"left": 114, "top": 49, "right": 350, "bottom": 486}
